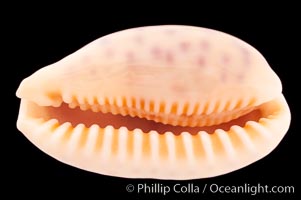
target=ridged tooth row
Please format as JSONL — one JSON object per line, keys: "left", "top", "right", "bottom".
{"left": 66, "top": 124, "right": 85, "bottom": 155}
{"left": 230, "top": 125, "right": 256, "bottom": 152}
{"left": 165, "top": 132, "right": 176, "bottom": 163}
{"left": 33, "top": 119, "right": 59, "bottom": 137}
{"left": 149, "top": 131, "right": 159, "bottom": 163}
{"left": 117, "top": 127, "right": 128, "bottom": 162}
{"left": 63, "top": 94, "right": 255, "bottom": 114}
{"left": 62, "top": 93, "right": 73, "bottom": 104}
{"left": 100, "top": 126, "right": 114, "bottom": 161}
{"left": 182, "top": 132, "right": 195, "bottom": 165}
{"left": 31, "top": 114, "right": 274, "bottom": 169}
{"left": 216, "top": 129, "right": 236, "bottom": 160}
{"left": 19, "top": 95, "right": 288, "bottom": 179}
{"left": 52, "top": 100, "right": 63, "bottom": 107}
{"left": 199, "top": 131, "right": 214, "bottom": 163}
{"left": 84, "top": 124, "right": 100, "bottom": 156}
{"left": 247, "top": 120, "right": 272, "bottom": 140}
{"left": 61, "top": 94, "right": 256, "bottom": 127}
{"left": 132, "top": 129, "right": 143, "bottom": 165}
{"left": 49, "top": 122, "right": 72, "bottom": 145}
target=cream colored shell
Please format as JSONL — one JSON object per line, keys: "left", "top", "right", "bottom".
{"left": 16, "top": 25, "right": 290, "bottom": 179}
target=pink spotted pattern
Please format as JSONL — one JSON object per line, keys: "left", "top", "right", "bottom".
{"left": 99, "top": 28, "right": 249, "bottom": 85}
{"left": 179, "top": 41, "right": 190, "bottom": 52}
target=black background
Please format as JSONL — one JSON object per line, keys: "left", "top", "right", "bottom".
{"left": 6, "top": 5, "right": 299, "bottom": 199}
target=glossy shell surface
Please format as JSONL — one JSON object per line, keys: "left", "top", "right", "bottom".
{"left": 16, "top": 25, "right": 290, "bottom": 179}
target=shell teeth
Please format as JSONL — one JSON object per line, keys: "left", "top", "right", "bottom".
{"left": 34, "top": 119, "right": 59, "bottom": 134}
{"left": 77, "top": 96, "right": 86, "bottom": 105}
{"left": 149, "top": 131, "right": 159, "bottom": 163}
{"left": 182, "top": 103, "right": 189, "bottom": 115}
{"left": 239, "top": 98, "right": 249, "bottom": 109}
{"left": 100, "top": 125, "right": 114, "bottom": 161}
{"left": 176, "top": 102, "right": 184, "bottom": 115}
{"left": 79, "top": 104, "right": 89, "bottom": 111}
{"left": 164, "top": 102, "right": 172, "bottom": 115}
{"left": 84, "top": 124, "right": 100, "bottom": 156}
{"left": 107, "top": 97, "right": 115, "bottom": 106}
{"left": 91, "top": 104, "right": 100, "bottom": 112}
{"left": 230, "top": 125, "right": 256, "bottom": 153}
{"left": 204, "top": 100, "right": 215, "bottom": 115}
{"left": 195, "top": 103, "right": 203, "bottom": 115}
{"left": 116, "top": 97, "right": 124, "bottom": 107}
{"left": 144, "top": 99, "right": 151, "bottom": 113}
{"left": 62, "top": 93, "right": 73, "bottom": 104}
{"left": 171, "top": 103, "right": 178, "bottom": 115}
{"left": 52, "top": 100, "right": 62, "bottom": 107}
{"left": 133, "top": 98, "right": 138, "bottom": 110}
{"left": 199, "top": 131, "right": 214, "bottom": 163}
{"left": 128, "top": 105, "right": 136, "bottom": 117}
{"left": 138, "top": 99, "right": 145, "bottom": 110}
{"left": 125, "top": 97, "right": 133, "bottom": 108}
{"left": 197, "top": 118, "right": 207, "bottom": 127}
{"left": 150, "top": 100, "right": 155, "bottom": 113}
{"left": 117, "top": 127, "right": 128, "bottom": 162}
{"left": 23, "top": 95, "right": 288, "bottom": 180}
{"left": 49, "top": 122, "right": 72, "bottom": 145}
{"left": 165, "top": 132, "right": 176, "bottom": 163}
{"left": 110, "top": 106, "right": 118, "bottom": 115}
{"left": 132, "top": 128, "right": 143, "bottom": 164}
{"left": 247, "top": 121, "right": 272, "bottom": 139}
{"left": 119, "top": 107, "right": 127, "bottom": 116}
{"left": 215, "top": 129, "right": 236, "bottom": 160}
{"left": 223, "top": 99, "right": 231, "bottom": 111}
{"left": 181, "top": 118, "right": 189, "bottom": 126}
{"left": 170, "top": 117, "right": 178, "bottom": 126}
{"left": 181, "top": 132, "right": 195, "bottom": 165}
{"left": 186, "top": 103, "right": 199, "bottom": 116}
{"left": 226, "top": 99, "right": 237, "bottom": 111}
{"left": 135, "top": 99, "right": 140, "bottom": 110}
{"left": 162, "top": 115, "right": 169, "bottom": 124}
{"left": 190, "top": 118, "right": 198, "bottom": 127}
{"left": 153, "top": 100, "right": 161, "bottom": 113}
{"left": 97, "top": 96, "right": 105, "bottom": 105}
{"left": 65, "top": 124, "right": 86, "bottom": 154}
{"left": 68, "top": 101, "right": 78, "bottom": 109}
{"left": 87, "top": 96, "right": 96, "bottom": 106}
{"left": 215, "top": 99, "right": 226, "bottom": 113}
{"left": 100, "top": 105, "right": 109, "bottom": 113}
{"left": 234, "top": 99, "right": 244, "bottom": 110}
{"left": 61, "top": 94, "right": 256, "bottom": 128}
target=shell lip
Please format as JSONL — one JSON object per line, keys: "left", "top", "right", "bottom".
{"left": 17, "top": 94, "right": 285, "bottom": 135}
{"left": 16, "top": 79, "right": 271, "bottom": 128}
{"left": 16, "top": 94, "right": 291, "bottom": 180}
